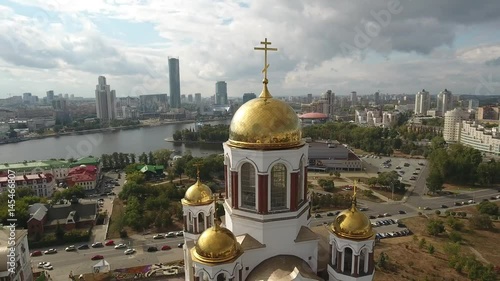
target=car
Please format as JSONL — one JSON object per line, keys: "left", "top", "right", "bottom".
{"left": 153, "top": 234, "right": 164, "bottom": 239}
{"left": 38, "top": 262, "right": 51, "bottom": 268}
{"left": 496, "top": 195, "right": 500, "bottom": 199}
{"left": 359, "top": 207, "right": 368, "bottom": 211}
{"left": 395, "top": 166, "right": 401, "bottom": 169}
{"left": 114, "top": 243, "right": 127, "bottom": 249}
{"left": 468, "top": 200, "right": 475, "bottom": 204}
{"left": 410, "top": 176, "right": 416, "bottom": 180}
{"left": 377, "top": 214, "right": 384, "bottom": 218}
{"left": 43, "top": 264, "right": 53, "bottom": 270}
{"left": 105, "top": 240, "right": 115, "bottom": 246}
{"left": 166, "top": 232, "right": 176, "bottom": 238}
{"left": 384, "top": 213, "right": 391, "bottom": 217}
{"left": 92, "top": 242, "right": 103, "bottom": 248}
{"left": 412, "top": 172, "right": 419, "bottom": 175}
{"left": 416, "top": 167, "right": 421, "bottom": 170}
{"left": 369, "top": 215, "right": 376, "bottom": 219}
{"left": 77, "top": 244, "right": 89, "bottom": 250}
{"left": 108, "top": 192, "right": 116, "bottom": 195}
{"left": 398, "top": 210, "right": 406, "bottom": 214}
{"left": 44, "top": 249, "right": 57, "bottom": 254}
{"left": 423, "top": 207, "right": 431, "bottom": 210}
{"left": 314, "top": 213, "right": 322, "bottom": 218}
{"left": 178, "top": 243, "right": 184, "bottom": 248}
{"left": 91, "top": 255, "right": 104, "bottom": 260}
{"left": 124, "top": 249, "right": 136, "bottom": 255}
{"left": 31, "top": 250, "right": 43, "bottom": 257}
{"left": 441, "top": 205, "right": 448, "bottom": 208}
{"left": 147, "top": 246, "right": 158, "bottom": 252}
{"left": 404, "top": 163, "right": 410, "bottom": 167}
{"left": 176, "top": 231, "right": 184, "bottom": 237}
{"left": 161, "top": 245, "right": 172, "bottom": 251}
{"left": 65, "top": 245, "right": 76, "bottom": 252}
{"left": 418, "top": 162, "right": 424, "bottom": 166}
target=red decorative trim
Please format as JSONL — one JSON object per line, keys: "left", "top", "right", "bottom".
{"left": 224, "top": 165, "right": 228, "bottom": 199}
{"left": 259, "top": 174, "right": 268, "bottom": 214}
{"left": 231, "top": 171, "right": 239, "bottom": 209}
{"left": 290, "top": 172, "right": 298, "bottom": 211}
{"left": 304, "top": 168, "right": 308, "bottom": 201}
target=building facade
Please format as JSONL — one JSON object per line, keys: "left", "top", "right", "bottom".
{"left": 139, "top": 94, "right": 168, "bottom": 113}
{"left": 0, "top": 173, "right": 56, "bottom": 197}
{"left": 0, "top": 229, "right": 33, "bottom": 281}
{"left": 215, "top": 81, "right": 228, "bottom": 105}
{"left": 66, "top": 165, "right": 98, "bottom": 190}
{"left": 414, "top": 89, "right": 430, "bottom": 116}
{"left": 459, "top": 121, "right": 500, "bottom": 155}
{"left": 0, "top": 160, "right": 70, "bottom": 181}
{"left": 169, "top": 57, "right": 181, "bottom": 109}
{"left": 242, "top": 93, "right": 256, "bottom": 104}
{"left": 95, "top": 76, "right": 116, "bottom": 121}
{"left": 443, "top": 108, "right": 468, "bottom": 143}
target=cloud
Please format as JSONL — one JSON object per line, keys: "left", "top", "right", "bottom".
{"left": 2, "top": 0, "right": 500, "bottom": 98}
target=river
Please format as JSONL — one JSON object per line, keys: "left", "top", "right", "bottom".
{"left": 0, "top": 120, "right": 231, "bottom": 163}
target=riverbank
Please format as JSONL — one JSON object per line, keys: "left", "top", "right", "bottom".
{"left": 164, "top": 138, "right": 224, "bottom": 144}
{"left": 0, "top": 119, "right": 199, "bottom": 146}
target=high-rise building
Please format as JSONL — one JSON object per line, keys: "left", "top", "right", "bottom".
{"left": 374, "top": 91, "right": 380, "bottom": 105}
{"left": 23, "top": 92, "right": 32, "bottom": 104}
{"left": 351, "top": 91, "right": 357, "bottom": 106}
{"left": 46, "top": 90, "right": 54, "bottom": 104}
{"left": 307, "top": 93, "right": 313, "bottom": 103}
{"left": 95, "top": 76, "right": 116, "bottom": 121}
{"left": 414, "top": 89, "right": 430, "bottom": 115}
{"left": 321, "top": 90, "right": 335, "bottom": 117}
{"left": 195, "top": 93, "right": 202, "bottom": 104}
{"left": 215, "top": 81, "right": 228, "bottom": 105}
{"left": 444, "top": 108, "right": 468, "bottom": 143}
{"left": 139, "top": 94, "right": 168, "bottom": 113}
{"left": 188, "top": 94, "right": 193, "bottom": 103}
{"left": 440, "top": 89, "right": 453, "bottom": 114}
{"left": 243, "top": 93, "right": 256, "bottom": 104}
{"left": 168, "top": 57, "right": 181, "bottom": 109}
{"left": 64, "top": 93, "right": 69, "bottom": 99}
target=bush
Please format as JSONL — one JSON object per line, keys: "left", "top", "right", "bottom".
{"left": 419, "top": 238, "right": 427, "bottom": 249}
{"left": 447, "top": 217, "right": 464, "bottom": 231}
{"left": 469, "top": 214, "right": 494, "bottom": 230}
{"left": 476, "top": 201, "right": 499, "bottom": 216}
{"left": 451, "top": 211, "right": 456, "bottom": 216}
{"left": 428, "top": 244, "right": 435, "bottom": 254}
{"left": 444, "top": 210, "right": 450, "bottom": 216}
{"left": 435, "top": 210, "right": 441, "bottom": 215}
{"left": 427, "top": 219, "right": 445, "bottom": 236}
{"left": 449, "top": 231, "right": 462, "bottom": 243}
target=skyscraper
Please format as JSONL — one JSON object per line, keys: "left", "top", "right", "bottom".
{"left": 95, "top": 76, "right": 116, "bottom": 121}
{"left": 168, "top": 57, "right": 181, "bottom": 109}
{"left": 46, "top": 90, "right": 54, "bottom": 104}
{"left": 414, "top": 89, "right": 430, "bottom": 115}
{"left": 188, "top": 94, "right": 193, "bottom": 103}
{"left": 194, "top": 93, "right": 202, "bottom": 104}
{"left": 374, "top": 91, "right": 380, "bottom": 105}
{"left": 243, "top": 93, "right": 256, "bottom": 104}
{"left": 350, "top": 91, "right": 357, "bottom": 106}
{"left": 440, "top": 89, "right": 453, "bottom": 114}
{"left": 215, "top": 81, "right": 228, "bottom": 105}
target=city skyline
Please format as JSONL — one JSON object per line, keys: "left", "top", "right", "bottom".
{"left": 1, "top": 1, "right": 500, "bottom": 99}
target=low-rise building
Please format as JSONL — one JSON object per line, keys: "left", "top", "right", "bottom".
{"left": 136, "top": 164, "right": 164, "bottom": 179}
{"left": 27, "top": 201, "right": 98, "bottom": 237}
{"left": 460, "top": 121, "right": 500, "bottom": 155}
{"left": 308, "top": 141, "right": 362, "bottom": 171}
{"left": 0, "top": 160, "right": 70, "bottom": 181}
{"left": 66, "top": 165, "right": 98, "bottom": 190}
{"left": 0, "top": 228, "right": 33, "bottom": 281}
{"left": 0, "top": 173, "right": 56, "bottom": 197}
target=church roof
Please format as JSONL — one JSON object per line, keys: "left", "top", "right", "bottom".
{"left": 236, "top": 234, "right": 266, "bottom": 251}
{"left": 294, "top": 226, "right": 318, "bottom": 243}
{"left": 245, "top": 255, "right": 324, "bottom": 281}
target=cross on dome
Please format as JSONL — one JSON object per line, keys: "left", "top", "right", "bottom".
{"left": 254, "top": 38, "right": 278, "bottom": 100}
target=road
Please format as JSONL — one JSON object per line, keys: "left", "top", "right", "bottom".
{"left": 31, "top": 236, "right": 185, "bottom": 279}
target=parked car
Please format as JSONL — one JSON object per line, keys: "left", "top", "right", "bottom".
{"left": 359, "top": 207, "right": 368, "bottom": 211}
{"left": 326, "top": 212, "right": 335, "bottom": 216}
{"left": 166, "top": 232, "right": 176, "bottom": 238}
{"left": 38, "top": 262, "right": 51, "bottom": 268}
{"left": 105, "top": 240, "right": 115, "bottom": 246}
{"left": 441, "top": 205, "right": 448, "bottom": 208}
{"left": 78, "top": 244, "right": 89, "bottom": 250}
{"left": 92, "top": 242, "right": 103, "bottom": 248}
{"left": 124, "top": 249, "right": 136, "bottom": 255}
{"left": 314, "top": 213, "right": 322, "bottom": 218}
{"left": 161, "top": 245, "right": 172, "bottom": 251}
{"left": 91, "top": 255, "right": 104, "bottom": 260}
{"left": 383, "top": 213, "right": 391, "bottom": 217}
{"left": 423, "top": 207, "right": 431, "bottom": 210}
{"left": 176, "top": 231, "right": 184, "bottom": 237}
{"left": 369, "top": 215, "right": 376, "bottom": 219}
{"left": 178, "top": 243, "right": 184, "bottom": 248}
{"left": 153, "top": 234, "right": 164, "bottom": 239}
{"left": 65, "top": 245, "right": 76, "bottom": 252}
{"left": 147, "top": 247, "right": 158, "bottom": 252}
{"left": 398, "top": 210, "right": 406, "bottom": 214}
{"left": 114, "top": 244, "right": 127, "bottom": 249}
{"left": 454, "top": 202, "right": 462, "bottom": 206}
{"left": 468, "top": 200, "right": 475, "bottom": 204}
{"left": 31, "top": 251, "right": 42, "bottom": 257}
{"left": 44, "top": 249, "right": 57, "bottom": 254}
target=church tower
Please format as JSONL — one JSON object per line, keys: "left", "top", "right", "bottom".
{"left": 181, "top": 166, "right": 216, "bottom": 280}
{"left": 222, "top": 38, "right": 318, "bottom": 279}
{"left": 327, "top": 182, "right": 376, "bottom": 281}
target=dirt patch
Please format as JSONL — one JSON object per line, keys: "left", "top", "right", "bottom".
{"left": 107, "top": 199, "right": 128, "bottom": 239}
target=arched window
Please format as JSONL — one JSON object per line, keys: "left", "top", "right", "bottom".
{"left": 359, "top": 248, "right": 367, "bottom": 275}
{"left": 271, "top": 163, "right": 287, "bottom": 210}
{"left": 216, "top": 273, "right": 226, "bottom": 281}
{"left": 344, "top": 247, "right": 353, "bottom": 274}
{"left": 298, "top": 160, "right": 304, "bottom": 204}
{"left": 241, "top": 163, "right": 256, "bottom": 209}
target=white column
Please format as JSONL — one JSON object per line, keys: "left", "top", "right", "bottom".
{"left": 351, "top": 252, "right": 355, "bottom": 275}
{"left": 204, "top": 215, "right": 208, "bottom": 231}
{"left": 332, "top": 245, "right": 337, "bottom": 265}
{"left": 341, "top": 249, "right": 345, "bottom": 272}
{"left": 364, "top": 250, "right": 369, "bottom": 273}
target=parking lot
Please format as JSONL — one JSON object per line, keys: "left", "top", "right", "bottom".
{"left": 372, "top": 218, "right": 413, "bottom": 240}
{"left": 360, "top": 155, "right": 426, "bottom": 184}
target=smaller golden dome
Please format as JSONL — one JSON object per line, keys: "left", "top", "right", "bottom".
{"left": 182, "top": 179, "right": 213, "bottom": 206}
{"left": 330, "top": 205, "right": 374, "bottom": 240}
{"left": 193, "top": 220, "right": 243, "bottom": 263}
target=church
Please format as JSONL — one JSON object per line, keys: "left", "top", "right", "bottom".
{"left": 180, "top": 38, "right": 376, "bottom": 281}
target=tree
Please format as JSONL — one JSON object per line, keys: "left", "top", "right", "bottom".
{"left": 449, "top": 231, "right": 462, "bottom": 243}
{"left": 418, "top": 238, "right": 427, "bottom": 249}
{"left": 130, "top": 153, "right": 136, "bottom": 164}
{"left": 139, "top": 152, "right": 148, "bottom": 164}
{"left": 426, "top": 171, "right": 444, "bottom": 193}
{"left": 447, "top": 217, "right": 464, "bottom": 231}
{"left": 55, "top": 221, "right": 65, "bottom": 241}
{"left": 126, "top": 172, "right": 145, "bottom": 184}
{"left": 426, "top": 219, "right": 445, "bottom": 236}
{"left": 428, "top": 244, "right": 435, "bottom": 255}
{"left": 148, "top": 151, "right": 155, "bottom": 165}
{"left": 153, "top": 149, "right": 172, "bottom": 167}
{"left": 333, "top": 171, "right": 341, "bottom": 178}
{"left": 476, "top": 201, "right": 499, "bottom": 216}
{"left": 469, "top": 214, "right": 493, "bottom": 230}
{"left": 376, "top": 252, "right": 389, "bottom": 270}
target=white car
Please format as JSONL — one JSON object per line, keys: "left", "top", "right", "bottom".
{"left": 43, "top": 264, "right": 53, "bottom": 270}
{"left": 65, "top": 245, "right": 76, "bottom": 251}
{"left": 124, "top": 249, "right": 136, "bottom": 255}
{"left": 468, "top": 200, "right": 475, "bottom": 204}
{"left": 44, "top": 249, "right": 57, "bottom": 254}
{"left": 166, "top": 232, "right": 176, "bottom": 238}
{"left": 114, "top": 243, "right": 127, "bottom": 249}
{"left": 38, "top": 262, "right": 51, "bottom": 268}
{"left": 176, "top": 231, "right": 184, "bottom": 237}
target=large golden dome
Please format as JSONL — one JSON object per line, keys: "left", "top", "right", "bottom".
{"left": 330, "top": 205, "right": 374, "bottom": 240}
{"left": 181, "top": 179, "right": 213, "bottom": 206}
{"left": 227, "top": 81, "right": 303, "bottom": 150}
{"left": 193, "top": 220, "right": 243, "bottom": 263}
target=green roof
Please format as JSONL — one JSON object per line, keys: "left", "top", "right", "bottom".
{"left": 70, "top": 156, "right": 100, "bottom": 167}
{"left": 138, "top": 165, "right": 164, "bottom": 173}
{"left": 0, "top": 160, "right": 69, "bottom": 172}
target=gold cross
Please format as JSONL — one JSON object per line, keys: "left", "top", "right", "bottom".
{"left": 254, "top": 38, "right": 278, "bottom": 80}
{"left": 193, "top": 162, "right": 203, "bottom": 180}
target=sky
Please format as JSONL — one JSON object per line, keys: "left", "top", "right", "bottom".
{"left": 1, "top": 0, "right": 500, "bottom": 99}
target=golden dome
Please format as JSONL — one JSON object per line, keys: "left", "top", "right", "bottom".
{"left": 227, "top": 81, "right": 304, "bottom": 150}
{"left": 330, "top": 205, "right": 374, "bottom": 240}
{"left": 181, "top": 179, "right": 213, "bottom": 206}
{"left": 193, "top": 220, "right": 243, "bottom": 263}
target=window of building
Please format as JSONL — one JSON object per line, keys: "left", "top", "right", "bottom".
{"left": 271, "top": 163, "right": 287, "bottom": 210}
{"left": 240, "top": 163, "right": 256, "bottom": 209}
